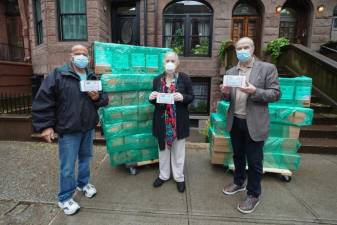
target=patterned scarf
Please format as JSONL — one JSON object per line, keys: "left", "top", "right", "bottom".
{"left": 161, "top": 76, "right": 177, "bottom": 149}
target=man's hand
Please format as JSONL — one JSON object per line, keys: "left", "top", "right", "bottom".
{"left": 220, "top": 84, "right": 231, "bottom": 94}
{"left": 173, "top": 92, "right": 184, "bottom": 102}
{"left": 88, "top": 91, "right": 99, "bottom": 101}
{"left": 149, "top": 91, "right": 159, "bottom": 100}
{"left": 239, "top": 82, "right": 256, "bottom": 94}
{"left": 41, "top": 128, "right": 55, "bottom": 143}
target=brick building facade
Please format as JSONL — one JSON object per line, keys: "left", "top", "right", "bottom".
{"left": 1, "top": 0, "right": 336, "bottom": 119}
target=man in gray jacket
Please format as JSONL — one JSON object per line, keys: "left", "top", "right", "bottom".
{"left": 220, "top": 37, "right": 281, "bottom": 214}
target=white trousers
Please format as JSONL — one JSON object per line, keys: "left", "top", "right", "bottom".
{"left": 158, "top": 139, "right": 186, "bottom": 182}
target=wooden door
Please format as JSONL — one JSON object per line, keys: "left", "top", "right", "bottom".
{"left": 232, "top": 16, "right": 260, "bottom": 54}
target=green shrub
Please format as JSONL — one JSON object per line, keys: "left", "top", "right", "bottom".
{"left": 266, "top": 38, "right": 289, "bottom": 61}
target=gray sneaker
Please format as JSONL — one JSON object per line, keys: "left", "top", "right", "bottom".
{"left": 222, "top": 183, "right": 246, "bottom": 195}
{"left": 237, "top": 195, "right": 260, "bottom": 214}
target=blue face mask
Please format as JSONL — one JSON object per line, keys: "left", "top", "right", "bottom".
{"left": 236, "top": 50, "right": 251, "bottom": 62}
{"left": 73, "top": 54, "right": 89, "bottom": 69}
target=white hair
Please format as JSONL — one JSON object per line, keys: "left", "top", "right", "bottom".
{"left": 235, "top": 37, "right": 255, "bottom": 49}
{"left": 164, "top": 51, "right": 180, "bottom": 65}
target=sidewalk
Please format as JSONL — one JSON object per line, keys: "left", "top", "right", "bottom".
{"left": 0, "top": 141, "right": 336, "bottom": 225}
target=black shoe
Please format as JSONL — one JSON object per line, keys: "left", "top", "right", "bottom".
{"left": 177, "top": 181, "right": 185, "bottom": 193}
{"left": 153, "top": 177, "right": 165, "bottom": 188}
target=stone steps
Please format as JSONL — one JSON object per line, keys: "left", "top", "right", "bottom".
{"left": 299, "top": 138, "right": 337, "bottom": 154}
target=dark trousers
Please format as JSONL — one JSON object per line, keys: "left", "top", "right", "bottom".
{"left": 230, "top": 117, "right": 264, "bottom": 197}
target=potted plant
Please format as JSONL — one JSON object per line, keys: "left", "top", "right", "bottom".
{"left": 265, "top": 37, "right": 289, "bottom": 63}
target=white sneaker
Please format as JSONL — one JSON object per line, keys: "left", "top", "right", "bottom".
{"left": 58, "top": 198, "right": 80, "bottom": 215}
{"left": 77, "top": 183, "right": 97, "bottom": 198}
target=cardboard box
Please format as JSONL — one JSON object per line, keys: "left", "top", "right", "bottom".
{"left": 269, "top": 124, "right": 301, "bottom": 138}
{"left": 210, "top": 150, "right": 232, "bottom": 165}
{"left": 95, "top": 65, "right": 112, "bottom": 74}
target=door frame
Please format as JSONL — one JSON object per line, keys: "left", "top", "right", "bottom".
{"left": 231, "top": 16, "right": 261, "bottom": 56}
{"left": 111, "top": 1, "right": 140, "bottom": 45}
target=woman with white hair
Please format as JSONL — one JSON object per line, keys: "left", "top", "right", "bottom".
{"left": 149, "top": 51, "right": 194, "bottom": 193}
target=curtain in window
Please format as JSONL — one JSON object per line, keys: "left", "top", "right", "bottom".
{"left": 197, "top": 21, "right": 209, "bottom": 36}
{"left": 35, "top": 0, "right": 42, "bottom": 21}
{"left": 165, "top": 21, "right": 173, "bottom": 47}
{"left": 59, "top": 0, "right": 87, "bottom": 40}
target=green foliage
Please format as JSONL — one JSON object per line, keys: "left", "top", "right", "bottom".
{"left": 191, "top": 39, "right": 209, "bottom": 55}
{"left": 266, "top": 38, "right": 290, "bottom": 61}
{"left": 218, "top": 40, "right": 234, "bottom": 65}
{"left": 171, "top": 28, "right": 184, "bottom": 55}
{"left": 199, "top": 119, "right": 210, "bottom": 137}
{"left": 189, "top": 101, "right": 207, "bottom": 114}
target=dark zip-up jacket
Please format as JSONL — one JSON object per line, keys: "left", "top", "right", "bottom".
{"left": 32, "top": 64, "right": 108, "bottom": 135}
{"left": 149, "top": 72, "right": 194, "bottom": 150}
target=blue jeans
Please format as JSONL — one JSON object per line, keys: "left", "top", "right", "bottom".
{"left": 58, "top": 129, "right": 94, "bottom": 203}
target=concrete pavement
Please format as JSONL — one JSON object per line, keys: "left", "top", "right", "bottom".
{"left": 0, "top": 141, "right": 336, "bottom": 225}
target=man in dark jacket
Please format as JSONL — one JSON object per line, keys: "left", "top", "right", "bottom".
{"left": 32, "top": 45, "right": 108, "bottom": 215}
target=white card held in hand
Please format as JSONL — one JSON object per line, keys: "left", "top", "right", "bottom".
{"left": 80, "top": 80, "right": 102, "bottom": 92}
{"left": 156, "top": 93, "right": 174, "bottom": 104}
{"left": 223, "top": 75, "right": 246, "bottom": 88}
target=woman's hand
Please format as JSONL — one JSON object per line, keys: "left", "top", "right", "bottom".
{"left": 173, "top": 92, "right": 183, "bottom": 102}
{"left": 149, "top": 91, "right": 159, "bottom": 100}
{"left": 220, "top": 84, "right": 231, "bottom": 94}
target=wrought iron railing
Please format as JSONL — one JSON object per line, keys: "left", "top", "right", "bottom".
{"left": 0, "top": 43, "right": 26, "bottom": 62}
{"left": 0, "top": 93, "right": 32, "bottom": 114}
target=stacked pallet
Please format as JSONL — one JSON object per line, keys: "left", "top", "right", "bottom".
{"left": 94, "top": 42, "right": 170, "bottom": 167}
{"left": 209, "top": 76, "right": 314, "bottom": 173}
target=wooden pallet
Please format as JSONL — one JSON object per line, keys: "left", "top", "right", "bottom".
{"left": 125, "top": 159, "right": 159, "bottom": 168}
{"left": 227, "top": 164, "right": 293, "bottom": 181}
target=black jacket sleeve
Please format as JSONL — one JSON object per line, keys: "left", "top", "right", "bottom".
{"left": 31, "top": 70, "right": 57, "bottom": 133}
{"left": 93, "top": 91, "right": 109, "bottom": 108}
{"left": 181, "top": 74, "right": 194, "bottom": 105}
{"left": 149, "top": 77, "right": 158, "bottom": 105}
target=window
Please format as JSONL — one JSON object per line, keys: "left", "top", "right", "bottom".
{"left": 189, "top": 77, "right": 210, "bottom": 115}
{"left": 57, "top": 0, "right": 87, "bottom": 41}
{"left": 111, "top": 3, "right": 140, "bottom": 45}
{"left": 279, "top": 8, "right": 297, "bottom": 42}
{"left": 331, "top": 6, "right": 337, "bottom": 41}
{"left": 163, "top": 1, "right": 213, "bottom": 57}
{"left": 34, "top": 0, "right": 43, "bottom": 45}
{"left": 233, "top": 2, "right": 259, "bottom": 16}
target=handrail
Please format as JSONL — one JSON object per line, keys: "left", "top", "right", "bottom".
{"left": 321, "top": 45, "right": 337, "bottom": 54}
{"left": 278, "top": 44, "right": 337, "bottom": 106}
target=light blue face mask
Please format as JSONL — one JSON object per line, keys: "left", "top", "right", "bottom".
{"left": 236, "top": 50, "right": 252, "bottom": 62}
{"left": 73, "top": 54, "right": 89, "bottom": 69}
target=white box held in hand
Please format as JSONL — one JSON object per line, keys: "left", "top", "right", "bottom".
{"left": 156, "top": 93, "right": 174, "bottom": 104}
{"left": 80, "top": 80, "right": 102, "bottom": 92}
{"left": 223, "top": 75, "right": 246, "bottom": 88}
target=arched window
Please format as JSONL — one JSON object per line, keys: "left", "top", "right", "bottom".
{"left": 233, "top": 2, "right": 259, "bottom": 16}
{"left": 331, "top": 6, "right": 337, "bottom": 41}
{"left": 279, "top": 8, "right": 297, "bottom": 42}
{"left": 231, "top": 0, "right": 262, "bottom": 54}
{"left": 163, "top": 1, "right": 213, "bottom": 56}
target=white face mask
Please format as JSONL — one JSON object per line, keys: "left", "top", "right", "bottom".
{"left": 165, "top": 62, "right": 176, "bottom": 74}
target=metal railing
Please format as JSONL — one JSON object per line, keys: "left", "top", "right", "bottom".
{"left": 0, "top": 43, "right": 26, "bottom": 62}
{"left": 0, "top": 93, "right": 32, "bottom": 114}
